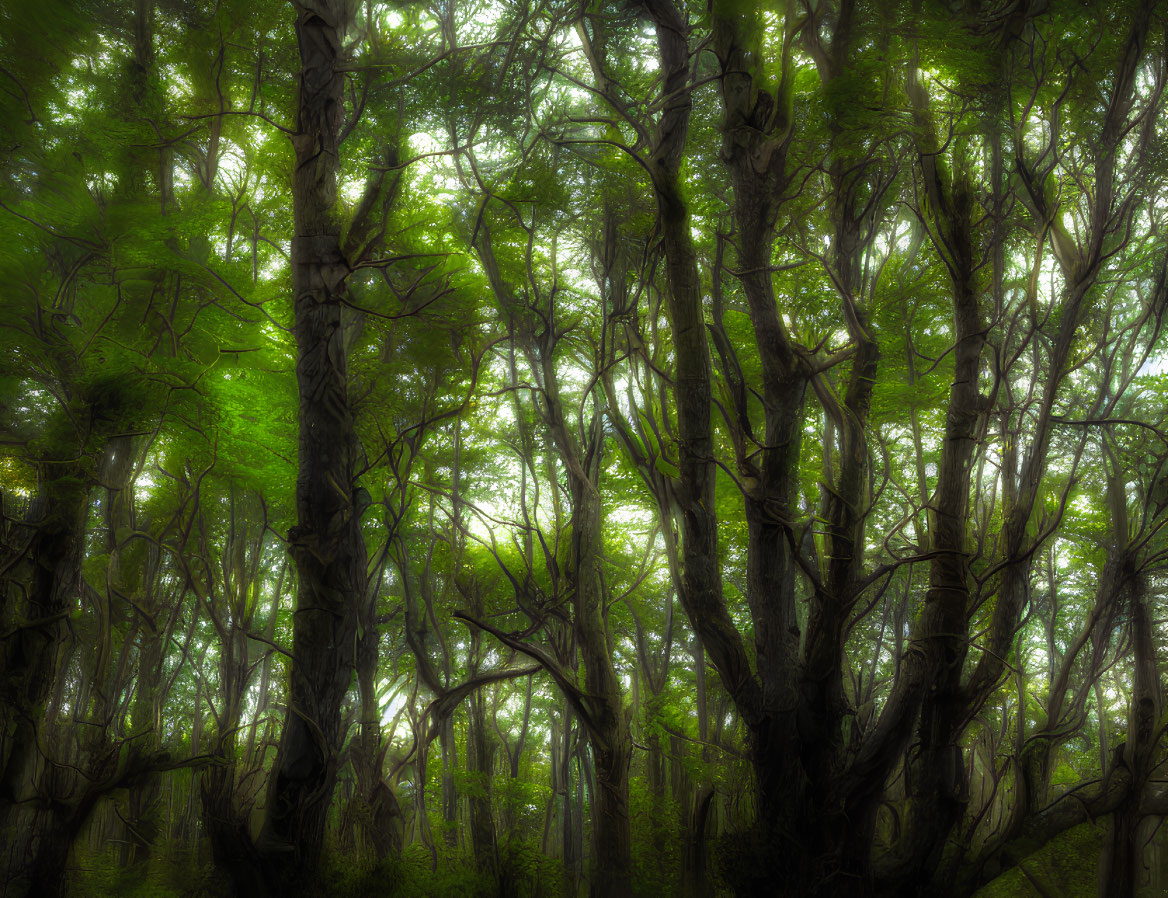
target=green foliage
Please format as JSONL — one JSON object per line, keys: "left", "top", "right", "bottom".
{"left": 496, "top": 836, "right": 562, "bottom": 898}
{"left": 70, "top": 843, "right": 221, "bottom": 898}
{"left": 317, "top": 849, "right": 495, "bottom": 898}
{"left": 628, "top": 782, "right": 682, "bottom": 897}
{"left": 973, "top": 823, "right": 1104, "bottom": 898}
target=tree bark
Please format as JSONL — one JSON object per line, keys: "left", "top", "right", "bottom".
{"left": 467, "top": 690, "right": 499, "bottom": 880}
{"left": 1098, "top": 569, "right": 1161, "bottom": 898}
{"left": 257, "top": 1, "right": 367, "bottom": 889}
{"left": 0, "top": 478, "right": 88, "bottom": 895}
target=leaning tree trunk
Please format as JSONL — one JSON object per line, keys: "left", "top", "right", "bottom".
{"left": 257, "top": 0, "right": 367, "bottom": 889}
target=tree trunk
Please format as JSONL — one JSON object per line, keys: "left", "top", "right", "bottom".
{"left": 566, "top": 473, "right": 633, "bottom": 898}
{"left": 0, "top": 478, "right": 88, "bottom": 893}
{"left": 559, "top": 706, "right": 578, "bottom": 898}
{"left": 468, "top": 691, "right": 499, "bottom": 880}
{"left": 440, "top": 714, "right": 458, "bottom": 849}
{"left": 472, "top": 192, "right": 633, "bottom": 896}
{"left": 1098, "top": 570, "right": 1161, "bottom": 898}
{"left": 258, "top": 1, "right": 367, "bottom": 889}
{"left": 344, "top": 555, "right": 401, "bottom": 862}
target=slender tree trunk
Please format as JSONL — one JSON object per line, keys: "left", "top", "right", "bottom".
{"left": 125, "top": 595, "right": 165, "bottom": 865}
{"left": 558, "top": 706, "right": 578, "bottom": 898}
{"left": 202, "top": 616, "right": 263, "bottom": 889}
{"left": 472, "top": 201, "right": 632, "bottom": 896}
{"left": 440, "top": 715, "right": 458, "bottom": 848}
{"left": 247, "top": 562, "right": 286, "bottom": 769}
{"left": 345, "top": 555, "right": 401, "bottom": 862}
{"left": 642, "top": 0, "right": 762, "bottom": 748}
{"left": 681, "top": 639, "right": 714, "bottom": 898}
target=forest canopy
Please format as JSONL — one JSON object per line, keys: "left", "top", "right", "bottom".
{"left": 2, "top": 0, "right": 1168, "bottom": 897}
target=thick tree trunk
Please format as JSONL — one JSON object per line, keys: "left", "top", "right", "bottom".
{"left": 0, "top": 478, "right": 88, "bottom": 893}
{"left": 467, "top": 691, "right": 499, "bottom": 880}
{"left": 257, "top": 1, "right": 367, "bottom": 890}
{"left": 894, "top": 159, "right": 984, "bottom": 887}
{"left": 24, "top": 801, "right": 93, "bottom": 898}
{"left": 1098, "top": 571, "right": 1161, "bottom": 898}
{"left": 655, "top": 0, "right": 826, "bottom": 889}
{"left": 202, "top": 761, "right": 266, "bottom": 894}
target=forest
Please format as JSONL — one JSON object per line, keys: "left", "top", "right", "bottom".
{"left": 2, "top": 0, "right": 1168, "bottom": 896}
